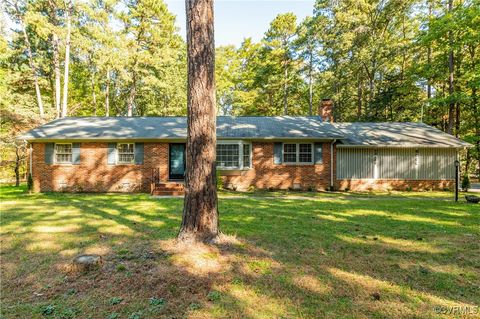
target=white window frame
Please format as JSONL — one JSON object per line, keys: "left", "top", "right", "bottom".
{"left": 216, "top": 140, "right": 252, "bottom": 170}
{"left": 54, "top": 143, "right": 73, "bottom": 164}
{"left": 282, "top": 143, "right": 314, "bottom": 165}
{"left": 117, "top": 142, "right": 135, "bottom": 164}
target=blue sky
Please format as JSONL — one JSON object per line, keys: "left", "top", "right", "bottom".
{"left": 165, "top": 0, "right": 316, "bottom": 47}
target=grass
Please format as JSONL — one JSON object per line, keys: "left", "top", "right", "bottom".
{"left": 1, "top": 185, "right": 479, "bottom": 318}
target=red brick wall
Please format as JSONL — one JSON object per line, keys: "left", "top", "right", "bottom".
{"left": 221, "top": 142, "right": 334, "bottom": 191}
{"left": 335, "top": 179, "right": 454, "bottom": 191}
{"left": 30, "top": 141, "right": 335, "bottom": 193}
{"left": 30, "top": 142, "right": 168, "bottom": 193}
{"left": 30, "top": 141, "right": 452, "bottom": 193}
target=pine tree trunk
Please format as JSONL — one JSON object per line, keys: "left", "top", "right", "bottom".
{"left": 308, "top": 53, "right": 313, "bottom": 116}
{"left": 426, "top": 1, "right": 432, "bottom": 102}
{"left": 105, "top": 69, "right": 110, "bottom": 117}
{"left": 127, "top": 74, "right": 136, "bottom": 117}
{"left": 18, "top": 13, "right": 44, "bottom": 118}
{"left": 283, "top": 58, "right": 288, "bottom": 115}
{"left": 52, "top": 33, "right": 61, "bottom": 118}
{"left": 357, "top": 77, "right": 362, "bottom": 119}
{"left": 447, "top": 0, "right": 455, "bottom": 134}
{"left": 91, "top": 71, "right": 97, "bottom": 116}
{"left": 61, "top": 0, "right": 72, "bottom": 118}
{"left": 14, "top": 146, "right": 20, "bottom": 187}
{"left": 178, "top": 0, "right": 218, "bottom": 243}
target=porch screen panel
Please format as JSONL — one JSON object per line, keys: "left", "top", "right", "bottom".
{"left": 418, "top": 148, "right": 456, "bottom": 180}
{"left": 378, "top": 148, "right": 416, "bottom": 179}
{"left": 336, "top": 148, "right": 375, "bottom": 179}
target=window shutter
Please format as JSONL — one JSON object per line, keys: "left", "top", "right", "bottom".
{"left": 273, "top": 142, "right": 282, "bottom": 164}
{"left": 45, "top": 143, "right": 54, "bottom": 164}
{"left": 314, "top": 143, "right": 323, "bottom": 164}
{"left": 72, "top": 143, "right": 81, "bottom": 164}
{"left": 107, "top": 143, "right": 116, "bottom": 165}
{"left": 135, "top": 143, "right": 144, "bottom": 164}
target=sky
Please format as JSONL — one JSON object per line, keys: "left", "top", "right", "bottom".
{"left": 165, "top": 0, "right": 316, "bottom": 47}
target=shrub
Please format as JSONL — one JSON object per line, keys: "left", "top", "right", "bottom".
{"left": 109, "top": 297, "right": 123, "bottom": 305}
{"left": 189, "top": 303, "right": 202, "bottom": 310}
{"left": 41, "top": 304, "right": 55, "bottom": 316}
{"left": 207, "top": 291, "right": 221, "bottom": 302}
{"left": 27, "top": 173, "right": 33, "bottom": 192}
{"left": 406, "top": 186, "right": 413, "bottom": 192}
{"left": 461, "top": 175, "right": 470, "bottom": 192}
{"left": 216, "top": 170, "right": 224, "bottom": 190}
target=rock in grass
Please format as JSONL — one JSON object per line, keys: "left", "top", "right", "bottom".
{"left": 72, "top": 254, "right": 102, "bottom": 272}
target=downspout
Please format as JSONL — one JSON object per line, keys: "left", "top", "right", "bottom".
{"left": 29, "top": 143, "right": 33, "bottom": 177}
{"left": 330, "top": 139, "right": 336, "bottom": 189}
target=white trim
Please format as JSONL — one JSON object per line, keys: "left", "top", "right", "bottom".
{"left": 54, "top": 143, "right": 73, "bottom": 164}
{"left": 116, "top": 142, "right": 135, "bottom": 164}
{"left": 330, "top": 139, "right": 336, "bottom": 187}
{"left": 282, "top": 143, "right": 314, "bottom": 165}
{"left": 216, "top": 141, "right": 251, "bottom": 170}
{"left": 373, "top": 150, "right": 379, "bottom": 179}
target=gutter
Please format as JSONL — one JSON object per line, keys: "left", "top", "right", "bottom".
{"left": 335, "top": 144, "right": 471, "bottom": 149}
{"left": 330, "top": 139, "right": 336, "bottom": 189}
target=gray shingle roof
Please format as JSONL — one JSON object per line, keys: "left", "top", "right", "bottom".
{"left": 20, "top": 116, "right": 344, "bottom": 140}
{"left": 334, "top": 122, "right": 471, "bottom": 148}
{"left": 20, "top": 117, "right": 471, "bottom": 148}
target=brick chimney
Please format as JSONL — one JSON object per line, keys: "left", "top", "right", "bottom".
{"left": 319, "top": 99, "right": 334, "bottom": 122}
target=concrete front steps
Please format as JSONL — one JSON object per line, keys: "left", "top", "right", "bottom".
{"left": 151, "top": 182, "right": 185, "bottom": 196}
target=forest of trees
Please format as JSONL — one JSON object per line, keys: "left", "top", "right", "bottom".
{"left": 1, "top": 0, "right": 479, "bottom": 180}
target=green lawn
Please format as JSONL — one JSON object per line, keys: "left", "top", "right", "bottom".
{"left": 1, "top": 186, "right": 479, "bottom": 319}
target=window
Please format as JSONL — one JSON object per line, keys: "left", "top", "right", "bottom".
{"left": 283, "top": 143, "right": 313, "bottom": 164}
{"left": 55, "top": 143, "right": 72, "bottom": 163}
{"left": 216, "top": 142, "right": 251, "bottom": 169}
{"left": 217, "top": 144, "right": 239, "bottom": 168}
{"left": 283, "top": 143, "right": 297, "bottom": 163}
{"left": 299, "top": 143, "right": 312, "bottom": 163}
{"left": 117, "top": 143, "right": 135, "bottom": 164}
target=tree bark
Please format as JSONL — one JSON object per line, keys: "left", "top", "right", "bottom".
{"left": 16, "top": 6, "right": 44, "bottom": 118}
{"left": 446, "top": 0, "right": 455, "bottom": 134}
{"left": 14, "top": 146, "right": 21, "bottom": 187}
{"left": 283, "top": 57, "right": 288, "bottom": 115}
{"left": 61, "top": 0, "right": 72, "bottom": 118}
{"left": 308, "top": 51, "right": 313, "bottom": 116}
{"left": 357, "top": 76, "right": 362, "bottom": 119}
{"left": 52, "top": 33, "right": 61, "bottom": 118}
{"left": 105, "top": 69, "right": 110, "bottom": 116}
{"left": 91, "top": 70, "right": 97, "bottom": 116}
{"left": 426, "top": 1, "right": 432, "bottom": 102}
{"left": 178, "top": 0, "right": 218, "bottom": 242}
{"left": 127, "top": 74, "right": 136, "bottom": 116}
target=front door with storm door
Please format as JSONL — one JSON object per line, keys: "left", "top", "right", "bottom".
{"left": 169, "top": 143, "right": 186, "bottom": 180}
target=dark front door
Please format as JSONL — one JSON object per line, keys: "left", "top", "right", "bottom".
{"left": 169, "top": 143, "right": 186, "bottom": 180}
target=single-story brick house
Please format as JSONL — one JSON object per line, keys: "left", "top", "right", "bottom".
{"left": 20, "top": 102, "right": 471, "bottom": 194}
